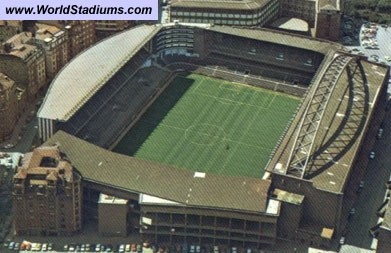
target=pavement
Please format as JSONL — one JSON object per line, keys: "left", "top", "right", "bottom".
{"left": 0, "top": 98, "right": 40, "bottom": 154}
{"left": 342, "top": 107, "right": 391, "bottom": 250}
{"left": 345, "top": 24, "right": 391, "bottom": 79}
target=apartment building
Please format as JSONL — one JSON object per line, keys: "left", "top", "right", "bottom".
{"left": 65, "top": 21, "right": 96, "bottom": 58}
{"left": 0, "top": 21, "right": 22, "bottom": 43}
{"left": 33, "top": 23, "right": 69, "bottom": 81}
{"left": 95, "top": 21, "right": 130, "bottom": 39}
{"left": 38, "top": 21, "right": 96, "bottom": 59}
{"left": 0, "top": 32, "right": 46, "bottom": 100}
{"left": 0, "top": 73, "right": 18, "bottom": 141}
{"left": 13, "top": 146, "right": 82, "bottom": 236}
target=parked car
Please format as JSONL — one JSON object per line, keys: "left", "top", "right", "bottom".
{"left": 68, "top": 244, "right": 76, "bottom": 252}
{"left": 377, "top": 128, "right": 384, "bottom": 139}
{"left": 339, "top": 236, "right": 346, "bottom": 245}
{"left": 8, "top": 242, "right": 15, "bottom": 250}
{"left": 14, "top": 242, "right": 20, "bottom": 251}
{"left": 41, "top": 243, "right": 48, "bottom": 251}
{"left": 369, "top": 151, "right": 376, "bottom": 159}
{"left": 118, "top": 244, "right": 125, "bottom": 253}
{"left": 107, "top": 244, "right": 114, "bottom": 252}
{"left": 357, "top": 180, "right": 365, "bottom": 193}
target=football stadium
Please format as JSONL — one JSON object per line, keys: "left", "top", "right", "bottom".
{"left": 36, "top": 23, "right": 390, "bottom": 250}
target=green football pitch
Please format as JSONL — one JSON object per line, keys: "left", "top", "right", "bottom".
{"left": 114, "top": 73, "right": 300, "bottom": 178}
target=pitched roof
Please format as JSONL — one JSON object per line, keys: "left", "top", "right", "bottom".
{"left": 44, "top": 131, "right": 272, "bottom": 213}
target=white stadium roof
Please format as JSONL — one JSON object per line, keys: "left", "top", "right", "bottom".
{"left": 38, "top": 24, "right": 161, "bottom": 121}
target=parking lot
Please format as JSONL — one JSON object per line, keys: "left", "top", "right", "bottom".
{"left": 346, "top": 23, "right": 391, "bottom": 66}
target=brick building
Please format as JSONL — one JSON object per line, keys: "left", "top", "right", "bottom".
{"left": 0, "top": 21, "right": 22, "bottom": 43}
{"left": 38, "top": 21, "right": 96, "bottom": 59}
{"left": 65, "top": 21, "right": 96, "bottom": 58}
{"left": 33, "top": 23, "right": 69, "bottom": 81}
{"left": 315, "top": 1, "right": 342, "bottom": 41}
{"left": 13, "top": 145, "right": 82, "bottom": 236}
{"left": 95, "top": 21, "right": 130, "bottom": 39}
{"left": 0, "top": 73, "right": 18, "bottom": 142}
{"left": 0, "top": 32, "right": 46, "bottom": 100}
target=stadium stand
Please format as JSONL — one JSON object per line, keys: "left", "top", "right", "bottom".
{"left": 59, "top": 57, "right": 172, "bottom": 148}
{"left": 36, "top": 23, "right": 389, "bottom": 249}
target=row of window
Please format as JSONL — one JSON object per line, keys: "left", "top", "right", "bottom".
{"left": 171, "top": 0, "right": 278, "bottom": 19}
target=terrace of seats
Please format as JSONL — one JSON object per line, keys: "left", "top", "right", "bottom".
{"left": 58, "top": 49, "right": 173, "bottom": 148}
{"left": 211, "top": 34, "right": 324, "bottom": 75}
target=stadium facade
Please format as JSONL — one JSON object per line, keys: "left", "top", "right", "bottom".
{"left": 35, "top": 23, "right": 390, "bottom": 249}
{"left": 170, "top": 0, "right": 342, "bottom": 41}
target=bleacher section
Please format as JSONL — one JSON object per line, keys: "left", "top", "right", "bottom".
{"left": 209, "top": 34, "right": 323, "bottom": 84}
{"left": 161, "top": 53, "right": 307, "bottom": 96}
{"left": 58, "top": 49, "right": 172, "bottom": 148}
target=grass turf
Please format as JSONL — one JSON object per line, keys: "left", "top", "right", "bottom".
{"left": 114, "top": 73, "right": 300, "bottom": 178}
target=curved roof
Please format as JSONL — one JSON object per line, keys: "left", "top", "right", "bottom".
{"left": 38, "top": 23, "right": 342, "bottom": 122}
{"left": 38, "top": 24, "right": 161, "bottom": 121}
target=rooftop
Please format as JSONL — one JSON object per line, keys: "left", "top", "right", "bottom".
{"left": 1, "top": 32, "right": 38, "bottom": 60}
{"left": 0, "top": 72, "right": 15, "bottom": 90}
{"left": 381, "top": 193, "right": 391, "bottom": 231}
{"left": 38, "top": 23, "right": 339, "bottom": 123}
{"left": 171, "top": 0, "right": 270, "bottom": 10}
{"left": 0, "top": 20, "right": 22, "bottom": 27}
{"left": 38, "top": 24, "right": 161, "bottom": 121}
{"left": 34, "top": 22, "right": 63, "bottom": 42}
{"left": 269, "top": 17, "right": 309, "bottom": 33}
{"left": 272, "top": 188, "right": 304, "bottom": 205}
{"left": 44, "top": 131, "right": 272, "bottom": 214}
{"left": 207, "top": 26, "right": 342, "bottom": 55}
{"left": 267, "top": 55, "right": 389, "bottom": 193}
{"left": 318, "top": 0, "right": 340, "bottom": 11}
{"left": 15, "top": 146, "right": 74, "bottom": 183}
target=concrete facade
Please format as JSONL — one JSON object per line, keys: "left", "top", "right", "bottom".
{"left": 98, "top": 193, "right": 128, "bottom": 237}
{"left": 170, "top": 0, "right": 279, "bottom": 27}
